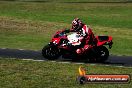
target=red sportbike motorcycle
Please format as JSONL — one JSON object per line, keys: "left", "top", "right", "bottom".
{"left": 42, "top": 31, "right": 113, "bottom": 62}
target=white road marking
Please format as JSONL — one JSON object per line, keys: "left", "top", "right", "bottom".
{"left": 1, "top": 48, "right": 7, "bottom": 49}
{"left": 58, "top": 62, "right": 71, "bottom": 64}
{"left": 33, "top": 60, "right": 45, "bottom": 62}
{"left": 21, "top": 58, "right": 132, "bottom": 68}
{"left": 19, "top": 49, "right": 24, "bottom": 50}
{"left": 22, "top": 59, "right": 35, "bottom": 61}
{"left": 73, "top": 63, "right": 84, "bottom": 64}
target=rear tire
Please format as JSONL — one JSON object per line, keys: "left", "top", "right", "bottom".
{"left": 96, "top": 46, "right": 109, "bottom": 62}
{"left": 42, "top": 45, "right": 61, "bottom": 60}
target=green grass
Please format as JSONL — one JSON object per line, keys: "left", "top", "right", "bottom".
{"left": 0, "top": 17, "right": 68, "bottom": 50}
{"left": 0, "top": 1, "right": 132, "bottom": 29}
{"left": 5, "top": 0, "right": 132, "bottom": 2}
{"left": 0, "top": 57, "right": 132, "bottom": 88}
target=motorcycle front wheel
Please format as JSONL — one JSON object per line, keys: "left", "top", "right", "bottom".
{"left": 42, "top": 45, "right": 61, "bottom": 60}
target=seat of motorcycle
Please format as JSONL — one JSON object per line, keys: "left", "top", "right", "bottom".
{"left": 98, "top": 36, "right": 109, "bottom": 42}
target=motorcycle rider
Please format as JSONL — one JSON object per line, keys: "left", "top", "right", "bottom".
{"left": 62, "top": 18, "right": 95, "bottom": 54}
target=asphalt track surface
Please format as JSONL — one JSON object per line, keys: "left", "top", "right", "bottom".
{"left": 0, "top": 48, "right": 132, "bottom": 66}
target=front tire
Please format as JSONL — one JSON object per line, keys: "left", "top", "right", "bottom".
{"left": 42, "top": 45, "right": 61, "bottom": 60}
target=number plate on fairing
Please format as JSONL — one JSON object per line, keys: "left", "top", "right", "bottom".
{"left": 67, "top": 33, "right": 83, "bottom": 46}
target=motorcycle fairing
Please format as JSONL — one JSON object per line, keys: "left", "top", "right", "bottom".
{"left": 96, "top": 36, "right": 113, "bottom": 47}
{"left": 67, "top": 33, "right": 83, "bottom": 46}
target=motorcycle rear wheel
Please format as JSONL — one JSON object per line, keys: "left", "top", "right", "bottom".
{"left": 96, "top": 46, "right": 109, "bottom": 62}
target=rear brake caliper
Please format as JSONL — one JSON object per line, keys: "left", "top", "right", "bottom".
{"left": 108, "top": 41, "right": 113, "bottom": 49}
